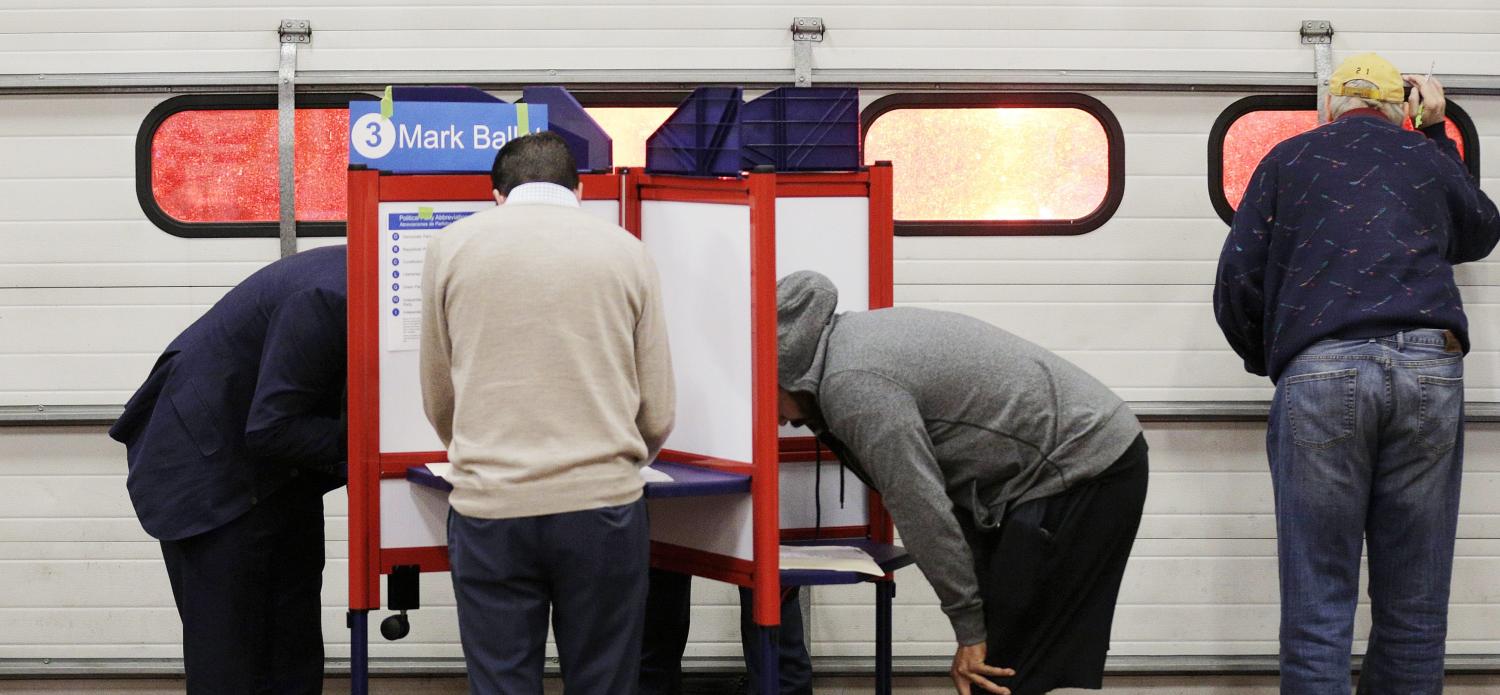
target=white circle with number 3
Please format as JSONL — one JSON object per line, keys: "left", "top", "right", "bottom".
{"left": 351, "top": 113, "right": 395, "bottom": 159}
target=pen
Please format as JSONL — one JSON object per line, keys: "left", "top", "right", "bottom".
{"left": 1413, "top": 61, "right": 1434, "bottom": 129}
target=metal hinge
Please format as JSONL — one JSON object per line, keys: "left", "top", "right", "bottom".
{"left": 791, "top": 17, "right": 825, "bottom": 87}
{"left": 280, "top": 18, "right": 311, "bottom": 44}
{"left": 792, "top": 16, "right": 825, "bottom": 42}
{"left": 1299, "top": 20, "right": 1333, "bottom": 44}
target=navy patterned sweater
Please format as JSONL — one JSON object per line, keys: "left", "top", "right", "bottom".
{"left": 1214, "top": 109, "right": 1500, "bottom": 382}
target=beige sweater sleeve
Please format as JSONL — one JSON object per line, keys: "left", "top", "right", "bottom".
{"left": 419, "top": 232, "right": 455, "bottom": 447}
{"left": 634, "top": 252, "right": 675, "bottom": 460}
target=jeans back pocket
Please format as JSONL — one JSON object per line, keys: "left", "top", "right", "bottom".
{"left": 1285, "top": 368, "right": 1358, "bottom": 449}
{"left": 1418, "top": 375, "right": 1463, "bottom": 453}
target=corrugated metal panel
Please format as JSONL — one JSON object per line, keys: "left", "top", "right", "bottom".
{"left": 0, "top": 1, "right": 1497, "bottom": 670}
{"left": 809, "top": 424, "right": 1500, "bottom": 658}
{"left": 5, "top": 424, "right": 1496, "bottom": 659}
{"left": 2, "top": 2, "right": 1498, "bottom": 82}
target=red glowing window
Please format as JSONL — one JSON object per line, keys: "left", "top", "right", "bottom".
{"left": 139, "top": 95, "right": 366, "bottom": 237}
{"left": 861, "top": 94, "right": 1123, "bottom": 236}
{"left": 1212, "top": 97, "right": 1478, "bottom": 223}
{"left": 151, "top": 109, "right": 348, "bottom": 223}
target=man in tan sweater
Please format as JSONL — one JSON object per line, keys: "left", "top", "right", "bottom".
{"left": 420, "top": 131, "right": 674, "bottom": 694}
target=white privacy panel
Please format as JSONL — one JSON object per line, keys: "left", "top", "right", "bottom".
{"left": 776, "top": 196, "right": 872, "bottom": 439}
{"left": 648, "top": 494, "right": 755, "bottom": 562}
{"left": 376, "top": 200, "right": 493, "bottom": 455}
{"left": 371, "top": 195, "right": 622, "bottom": 549}
{"left": 374, "top": 198, "right": 619, "bottom": 455}
{"left": 779, "top": 460, "right": 869, "bottom": 530}
{"left": 774, "top": 196, "right": 870, "bottom": 313}
{"left": 581, "top": 198, "right": 620, "bottom": 223}
{"left": 378, "top": 478, "right": 448, "bottom": 550}
{"left": 640, "top": 200, "right": 754, "bottom": 463}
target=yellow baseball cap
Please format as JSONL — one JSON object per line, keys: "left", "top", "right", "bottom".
{"left": 1329, "top": 53, "right": 1406, "bottom": 103}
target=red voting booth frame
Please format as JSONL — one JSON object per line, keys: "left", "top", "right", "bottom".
{"left": 346, "top": 165, "right": 896, "bottom": 693}
{"left": 346, "top": 171, "right": 626, "bottom": 608}
{"left": 622, "top": 167, "right": 897, "bottom": 627}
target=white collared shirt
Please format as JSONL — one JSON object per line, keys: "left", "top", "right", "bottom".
{"left": 504, "top": 182, "right": 580, "bottom": 208}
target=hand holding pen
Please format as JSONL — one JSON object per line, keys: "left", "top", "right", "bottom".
{"left": 1404, "top": 69, "right": 1446, "bottom": 130}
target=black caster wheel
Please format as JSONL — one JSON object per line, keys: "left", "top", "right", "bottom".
{"left": 380, "top": 612, "right": 410, "bottom": 641}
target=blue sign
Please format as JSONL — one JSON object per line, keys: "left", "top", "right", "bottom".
{"left": 349, "top": 101, "right": 548, "bottom": 173}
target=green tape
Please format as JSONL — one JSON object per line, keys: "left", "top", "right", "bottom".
{"left": 516, "top": 103, "right": 530, "bottom": 137}
{"left": 380, "top": 85, "right": 393, "bottom": 121}
{"left": 417, "top": 206, "right": 434, "bottom": 220}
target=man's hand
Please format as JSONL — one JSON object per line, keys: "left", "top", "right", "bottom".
{"left": 950, "top": 641, "right": 1015, "bottom": 695}
{"left": 1404, "top": 74, "right": 1446, "bottom": 129}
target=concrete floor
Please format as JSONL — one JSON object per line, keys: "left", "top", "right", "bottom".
{"left": 4, "top": 675, "right": 1500, "bottom": 694}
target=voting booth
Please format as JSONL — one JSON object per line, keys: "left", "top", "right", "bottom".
{"left": 345, "top": 86, "right": 905, "bottom": 695}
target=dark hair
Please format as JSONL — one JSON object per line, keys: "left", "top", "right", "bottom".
{"left": 490, "top": 131, "right": 579, "bottom": 196}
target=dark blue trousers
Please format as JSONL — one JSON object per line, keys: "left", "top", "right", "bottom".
{"left": 640, "top": 569, "right": 813, "bottom": 695}
{"left": 158, "top": 475, "right": 325, "bottom": 695}
{"left": 448, "top": 498, "right": 650, "bottom": 695}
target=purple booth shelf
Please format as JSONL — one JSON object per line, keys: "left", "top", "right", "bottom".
{"left": 405, "top": 464, "right": 453, "bottom": 493}
{"left": 645, "top": 460, "right": 752, "bottom": 498}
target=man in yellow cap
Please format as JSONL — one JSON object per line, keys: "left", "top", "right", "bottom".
{"left": 1215, "top": 52, "right": 1500, "bottom": 693}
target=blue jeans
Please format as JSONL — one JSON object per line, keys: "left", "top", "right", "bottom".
{"left": 1268, "top": 329, "right": 1463, "bottom": 695}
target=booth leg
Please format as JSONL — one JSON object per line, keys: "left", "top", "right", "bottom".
{"left": 349, "top": 609, "right": 369, "bottom": 695}
{"left": 755, "top": 625, "right": 780, "bottom": 695}
{"left": 875, "top": 581, "right": 894, "bottom": 695}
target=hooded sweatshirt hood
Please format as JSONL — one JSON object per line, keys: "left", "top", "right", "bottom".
{"left": 777, "top": 270, "right": 839, "bottom": 394}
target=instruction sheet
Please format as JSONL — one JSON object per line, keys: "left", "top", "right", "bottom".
{"left": 378, "top": 201, "right": 493, "bottom": 351}
{"left": 779, "top": 545, "right": 884, "bottom": 576}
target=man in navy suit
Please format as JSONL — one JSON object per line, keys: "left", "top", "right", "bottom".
{"left": 109, "top": 245, "right": 348, "bottom": 695}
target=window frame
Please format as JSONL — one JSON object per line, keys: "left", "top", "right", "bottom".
{"left": 859, "top": 92, "right": 1125, "bottom": 237}
{"left": 1207, "top": 94, "right": 1482, "bottom": 226}
{"left": 135, "top": 92, "right": 375, "bottom": 239}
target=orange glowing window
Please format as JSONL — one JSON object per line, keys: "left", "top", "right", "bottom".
{"left": 861, "top": 95, "right": 1122, "bottom": 235}
{"left": 1212, "top": 96, "right": 1477, "bottom": 224}
{"left": 586, "top": 107, "right": 675, "bottom": 169}
{"left": 139, "top": 95, "right": 366, "bottom": 238}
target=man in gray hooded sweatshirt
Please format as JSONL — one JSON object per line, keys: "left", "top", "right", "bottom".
{"left": 776, "top": 271, "right": 1149, "bottom": 695}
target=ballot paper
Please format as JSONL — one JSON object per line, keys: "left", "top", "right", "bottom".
{"left": 779, "top": 544, "right": 884, "bottom": 577}
{"left": 640, "top": 465, "right": 674, "bottom": 484}
{"left": 424, "top": 462, "right": 675, "bottom": 484}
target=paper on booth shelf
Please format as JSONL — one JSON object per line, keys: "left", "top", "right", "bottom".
{"left": 640, "top": 465, "right": 674, "bottom": 484}
{"left": 779, "top": 545, "right": 884, "bottom": 577}
{"left": 428, "top": 463, "right": 671, "bottom": 483}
